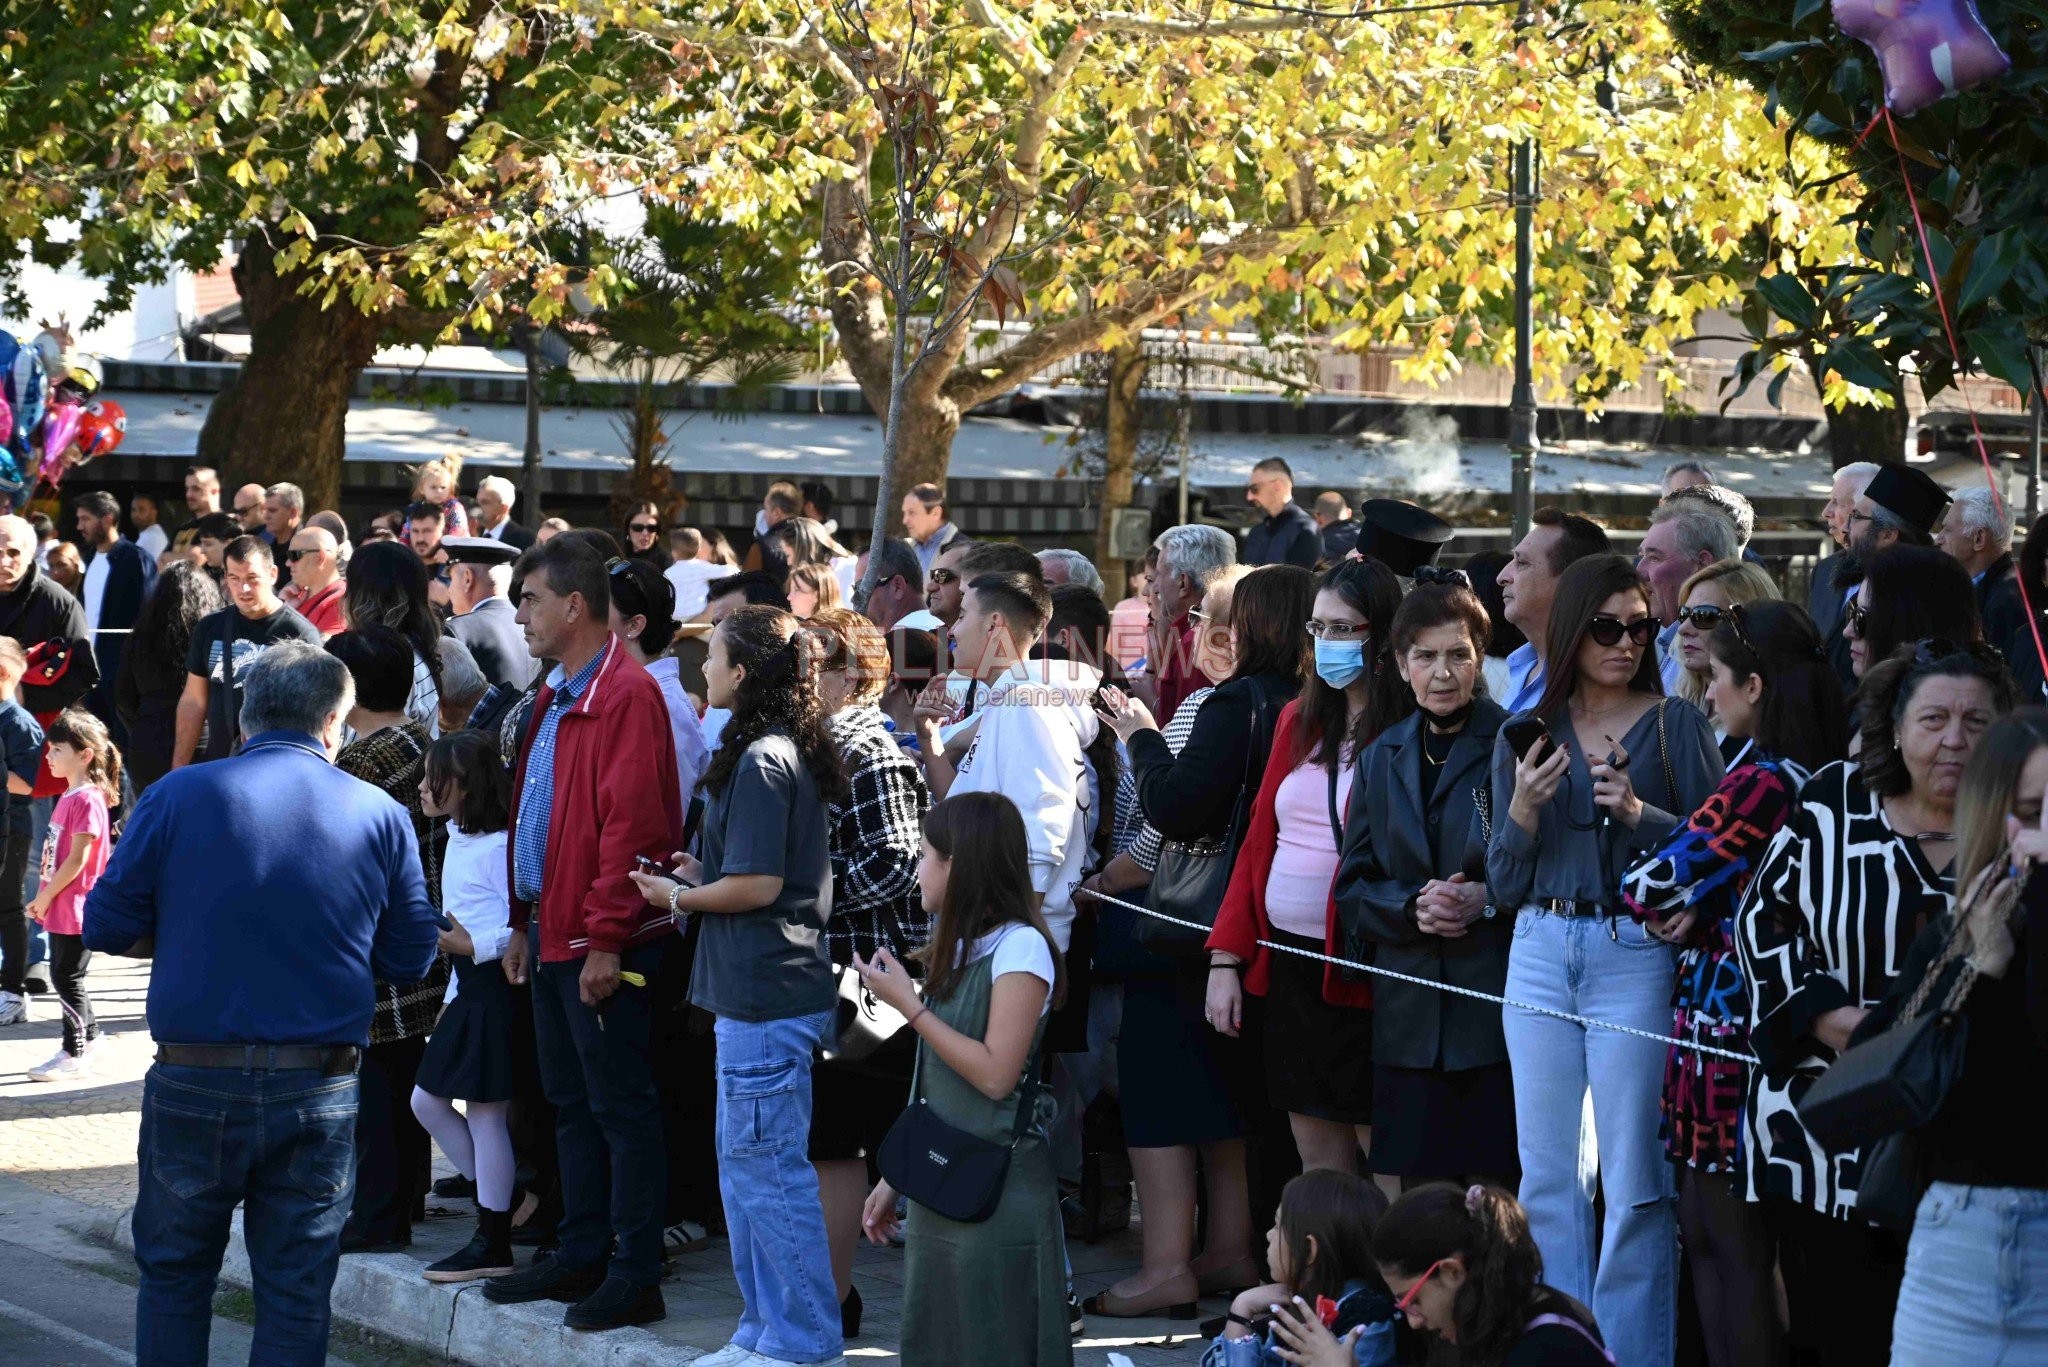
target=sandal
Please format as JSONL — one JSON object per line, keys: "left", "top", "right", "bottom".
{"left": 1080, "top": 1274, "right": 1199, "bottom": 1320}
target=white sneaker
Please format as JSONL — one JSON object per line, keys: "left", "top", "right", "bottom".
{"left": 750, "top": 1355, "right": 847, "bottom": 1367}
{"left": 28, "top": 1049, "right": 86, "bottom": 1082}
{"left": 0, "top": 992, "right": 25, "bottom": 1026}
{"left": 693, "top": 1345, "right": 760, "bottom": 1367}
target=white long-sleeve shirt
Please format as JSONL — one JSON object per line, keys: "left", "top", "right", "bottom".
{"left": 442, "top": 826, "right": 512, "bottom": 1004}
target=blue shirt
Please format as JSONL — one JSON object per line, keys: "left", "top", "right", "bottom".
{"left": 82, "top": 731, "right": 437, "bottom": 1047}
{"left": 1659, "top": 619, "right": 1685, "bottom": 693}
{"left": 512, "top": 649, "right": 608, "bottom": 902}
{"left": 0, "top": 699, "right": 44, "bottom": 820}
{"left": 1503, "top": 641, "right": 1546, "bottom": 713}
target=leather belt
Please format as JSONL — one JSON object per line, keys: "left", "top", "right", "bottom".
{"left": 1537, "top": 898, "right": 1606, "bottom": 918}
{"left": 156, "top": 1044, "right": 361, "bottom": 1075}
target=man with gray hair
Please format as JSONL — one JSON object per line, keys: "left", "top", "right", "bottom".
{"left": 475, "top": 474, "right": 535, "bottom": 549}
{"left": 1809, "top": 460, "right": 1882, "bottom": 636}
{"left": 1660, "top": 458, "right": 1718, "bottom": 495}
{"left": 85, "top": 641, "right": 438, "bottom": 1365}
{"left": 1640, "top": 498, "right": 1741, "bottom": 690}
{"left": 1153, "top": 523, "right": 1237, "bottom": 726}
{"left": 261, "top": 482, "right": 304, "bottom": 547}
{"left": 1037, "top": 547, "right": 1105, "bottom": 596}
{"left": 1937, "top": 484, "right": 2025, "bottom": 664}
{"left": 1664, "top": 482, "right": 1755, "bottom": 555}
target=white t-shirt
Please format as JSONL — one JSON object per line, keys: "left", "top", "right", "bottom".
{"left": 962, "top": 923, "right": 1056, "bottom": 1017}
{"left": 665, "top": 559, "right": 738, "bottom": 620}
{"left": 441, "top": 827, "right": 512, "bottom": 1003}
{"left": 83, "top": 552, "right": 111, "bottom": 631}
{"left": 136, "top": 525, "right": 169, "bottom": 561}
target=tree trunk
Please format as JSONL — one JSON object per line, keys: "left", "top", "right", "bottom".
{"left": 1824, "top": 374, "right": 1911, "bottom": 469}
{"left": 1092, "top": 341, "right": 1147, "bottom": 597}
{"left": 884, "top": 393, "right": 961, "bottom": 532}
{"left": 519, "top": 320, "right": 544, "bottom": 523}
{"left": 198, "top": 246, "right": 381, "bottom": 510}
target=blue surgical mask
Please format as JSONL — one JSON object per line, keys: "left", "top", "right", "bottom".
{"left": 1314, "top": 637, "right": 1367, "bottom": 689}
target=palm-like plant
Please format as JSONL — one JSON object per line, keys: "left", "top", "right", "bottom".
{"left": 559, "top": 207, "right": 825, "bottom": 526}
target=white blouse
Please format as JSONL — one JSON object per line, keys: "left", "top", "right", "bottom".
{"left": 442, "top": 826, "right": 512, "bottom": 1004}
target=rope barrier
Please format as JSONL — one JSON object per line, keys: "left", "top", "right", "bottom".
{"left": 1075, "top": 887, "right": 1762, "bottom": 1065}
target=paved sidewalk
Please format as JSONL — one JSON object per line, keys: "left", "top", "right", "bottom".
{"left": 2, "top": 958, "right": 1219, "bottom": 1365}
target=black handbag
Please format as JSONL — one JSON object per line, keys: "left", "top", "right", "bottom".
{"left": 877, "top": 1040, "right": 1042, "bottom": 1223}
{"left": 1138, "top": 693, "right": 1275, "bottom": 956}
{"left": 1850, "top": 1129, "right": 1932, "bottom": 1232}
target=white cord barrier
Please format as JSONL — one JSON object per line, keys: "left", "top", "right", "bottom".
{"left": 1075, "top": 887, "right": 1762, "bottom": 1065}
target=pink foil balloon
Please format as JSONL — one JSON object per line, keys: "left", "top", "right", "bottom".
{"left": 1834, "top": 0, "right": 2011, "bottom": 114}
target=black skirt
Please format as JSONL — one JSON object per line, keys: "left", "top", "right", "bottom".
{"left": 1369, "top": 1060, "right": 1519, "bottom": 1180}
{"left": 415, "top": 958, "right": 517, "bottom": 1103}
{"left": 1119, "top": 968, "right": 1257, "bottom": 1147}
{"left": 1263, "top": 928, "right": 1373, "bottom": 1124}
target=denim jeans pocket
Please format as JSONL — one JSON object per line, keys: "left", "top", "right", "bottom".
{"left": 1512, "top": 911, "right": 1540, "bottom": 941}
{"left": 1916, "top": 1183, "right": 1957, "bottom": 1230}
{"left": 285, "top": 1103, "right": 359, "bottom": 1202}
{"left": 1612, "top": 916, "right": 1673, "bottom": 953}
{"left": 148, "top": 1099, "right": 226, "bottom": 1201}
{"left": 721, "top": 1056, "right": 801, "bottom": 1158}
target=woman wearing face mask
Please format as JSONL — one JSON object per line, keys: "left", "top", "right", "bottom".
{"left": 1205, "top": 559, "right": 1415, "bottom": 1174}
{"left": 1486, "top": 553, "right": 1724, "bottom": 1367}
{"left": 1334, "top": 578, "right": 1516, "bottom": 1194}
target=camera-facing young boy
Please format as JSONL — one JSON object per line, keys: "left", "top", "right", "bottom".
{"left": 0, "top": 637, "right": 49, "bottom": 1025}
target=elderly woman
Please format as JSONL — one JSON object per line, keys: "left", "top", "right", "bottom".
{"left": 804, "top": 606, "right": 933, "bottom": 1337}
{"left": 1736, "top": 639, "right": 2012, "bottom": 1366}
{"left": 1670, "top": 560, "right": 1777, "bottom": 723}
{"left": 1334, "top": 576, "right": 1515, "bottom": 1192}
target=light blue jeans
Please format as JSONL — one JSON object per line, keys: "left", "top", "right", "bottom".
{"left": 715, "top": 1010, "right": 842, "bottom": 1365}
{"left": 1892, "top": 1182, "right": 2048, "bottom": 1364}
{"left": 1504, "top": 908, "right": 1677, "bottom": 1367}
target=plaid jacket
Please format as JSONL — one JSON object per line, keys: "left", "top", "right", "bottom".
{"left": 338, "top": 721, "right": 450, "bottom": 1043}
{"left": 825, "top": 706, "right": 932, "bottom": 966}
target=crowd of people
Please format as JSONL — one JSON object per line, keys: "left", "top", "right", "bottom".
{"left": 0, "top": 448, "right": 2042, "bottom": 1367}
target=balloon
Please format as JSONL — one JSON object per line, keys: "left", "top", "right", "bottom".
{"left": 38, "top": 398, "right": 82, "bottom": 464}
{"left": 76, "top": 398, "right": 126, "bottom": 459}
{"left": 1834, "top": 0, "right": 2011, "bottom": 115}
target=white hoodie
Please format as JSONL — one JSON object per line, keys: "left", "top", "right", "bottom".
{"left": 948, "top": 658, "right": 1103, "bottom": 952}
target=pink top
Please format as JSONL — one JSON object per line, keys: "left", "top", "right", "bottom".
{"left": 1262, "top": 752, "right": 1355, "bottom": 939}
{"left": 40, "top": 785, "right": 111, "bottom": 936}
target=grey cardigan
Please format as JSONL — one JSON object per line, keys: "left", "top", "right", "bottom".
{"left": 1334, "top": 700, "right": 1511, "bottom": 1072}
{"left": 1486, "top": 695, "right": 1725, "bottom": 913}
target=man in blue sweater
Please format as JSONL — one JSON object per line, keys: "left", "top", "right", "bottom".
{"left": 85, "top": 642, "right": 439, "bottom": 1367}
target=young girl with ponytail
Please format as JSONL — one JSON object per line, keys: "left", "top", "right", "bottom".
{"left": 631, "top": 604, "right": 848, "bottom": 1367}
{"left": 26, "top": 710, "right": 121, "bottom": 1082}
{"left": 1374, "top": 1183, "right": 1613, "bottom": 1366}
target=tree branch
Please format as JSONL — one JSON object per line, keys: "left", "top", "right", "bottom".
{"left": 965, "top": 0, "right": 1051, "bottom": 81}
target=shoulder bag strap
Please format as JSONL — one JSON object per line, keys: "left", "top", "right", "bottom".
{"left": 1327, "top": 746, "right": 1345, "bottom": 847}
{"left": 1008, "top": 1037, "right": 1046, "bottom": 1148}
{"left": 1657, "top": 697, "right": 1676, "bottom": 810}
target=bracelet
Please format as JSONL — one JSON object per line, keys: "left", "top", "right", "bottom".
{"left": 668, "top": 882, "right": 695, "bottom": 918}
{"left": 906, "top": 1004, "right": 931, "bottom": 1029}
{"left": 1209, "top": 960, "right": 1244, "bottom": 975}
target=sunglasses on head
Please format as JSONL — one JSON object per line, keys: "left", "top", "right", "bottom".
{"left": 1587, "top": 614, "right": 1658, "bottom": 648}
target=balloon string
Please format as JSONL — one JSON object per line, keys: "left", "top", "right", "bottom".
{"left": 1876, "top": 105, "right": 2048, "bottom": 687}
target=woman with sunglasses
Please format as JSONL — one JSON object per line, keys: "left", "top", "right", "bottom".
{"left": 1843, "top": 544, "right": 1980, "bottom": 683}
{"left": 1374, "top": 1182, "right": 1611, "bottom": 1367}
{"left": 1734, "top": 639, "right": 2012, "bottom": 1364}
{"left": 1621, "top": 600, "right": 1847, "bottom": 1367}
{"left": 622, "top": 501, "right": 666, "bottom": 567}
{"left": 1669, "top": 561, "right": 1776, "bottom": 738}
{"left": 1487, "top": 553, "right": 1724, "bottom": 1367}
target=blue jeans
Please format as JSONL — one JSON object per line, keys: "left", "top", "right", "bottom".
{"left": 1892, "top": 1182, "right": 2048, "bottom": 1364}
{"left": 1504, "top": 909, "right": 1677, "bottom": 1367}
{"left": 532, "top": 943, "right": 667, "bottom": 1285}
{"left": 132, "top": 1063, "right": 360, "bottom": 1367}
{"left": 715, "top": 1010, "right": 841, "bottom": 1364}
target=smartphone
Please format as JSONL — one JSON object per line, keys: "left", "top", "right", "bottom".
{"left": 634, "top": 855, "right": 665, "bottom": 877}
{"left": 1502, "top": 717, "right": 1552, "bottom": 763}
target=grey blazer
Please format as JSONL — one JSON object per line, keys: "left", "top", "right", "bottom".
{"left": 1333, "top": 700, "right": 1510, "bottom": 1072}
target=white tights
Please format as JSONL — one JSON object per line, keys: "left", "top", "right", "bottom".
{"left": 409, "top": 1087, "right": 515, "bottom": 1213}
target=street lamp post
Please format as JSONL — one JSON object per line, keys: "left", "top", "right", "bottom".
{"left": 1507, "top": 2, "right": 1540, "bottom": 543}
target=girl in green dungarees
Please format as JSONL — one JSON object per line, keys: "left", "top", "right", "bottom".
{"left": 853, "top": 791, "right": 1071, "bottom": 1366}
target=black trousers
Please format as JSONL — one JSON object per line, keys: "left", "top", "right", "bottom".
{"left": 48, "top": 932, "right": 95, "bottom": 1054}
{"left": 654, "top": 922, "right": 718, "bottom": 1228}
{"left": 1764, "top": 1193, "right": 1908, "bottom": 1366}
{"left": 506, "top": 978, "right": 561, "bottom": 1229}
{"left": 533, "top": 942, "right": 666, "bottom": 1286}
{"left": 351, "top": 1035, "right": 431, "bottom": 1241}
{"left": 0, "top": 816, "right": 32, "bottom": 995}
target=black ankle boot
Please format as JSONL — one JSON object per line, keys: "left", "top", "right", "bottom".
{"left": 841, "top": 1283, "right": 863, "bottom": 1339}
{"left": 424, "top": 1207, "right": 516, "bottom": 1283}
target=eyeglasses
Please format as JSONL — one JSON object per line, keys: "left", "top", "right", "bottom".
{"left": 1306, "top": 619, "right": 1370, "bottom": 641}
{"left": 629, "top": 523, "right": 660, "bottom": 534}
{"left": 1587, "top": 614, "right": 1659, "bottom": 648}
{"left": 1676, "top": 604, "right": 1729, "bottom": 631}
{"left": 928, "top": 568, "right": 959, "bottom": 587}
{"left": 1394, "top": 1259, "right": 1449, "bottom": 1315}
{"left": 1412, "top": 566, "right": 1469, "bottom": 587}
{"left": 1844, "top": 599, "right": 1869, "bottom": 635}
{"left": 1846, "top": 510, "right": 1876, "bottom": 525}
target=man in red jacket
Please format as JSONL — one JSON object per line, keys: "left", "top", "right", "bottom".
{"left": 484, "top": 539, "right": 683, "bottom": 1332}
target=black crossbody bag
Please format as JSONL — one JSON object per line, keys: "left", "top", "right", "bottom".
{"left": 878, "top": 1038, "right": 1043, "bottom": 1223}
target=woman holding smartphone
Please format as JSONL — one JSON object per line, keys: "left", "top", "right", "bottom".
{"left": 1485, "top": 553, "right": 1723, "bottom": 1367}
{"left": 630, "top": 604, "right": 846, "bottom": 1367}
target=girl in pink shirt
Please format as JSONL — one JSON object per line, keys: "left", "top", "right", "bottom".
{"left": 27, "top": 710, "right": 119, "bottom": 1082}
